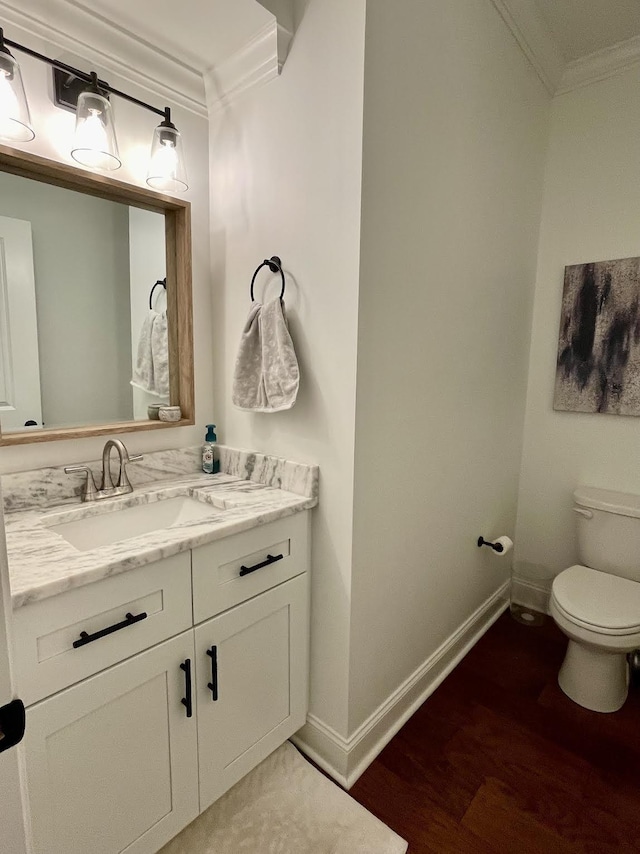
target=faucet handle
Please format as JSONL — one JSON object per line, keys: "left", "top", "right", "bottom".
{"left": 117, "top": 453, "right": 143, "bottom": 489}
{"left": 64, "top": 465, "right": 98, "bottom": 501}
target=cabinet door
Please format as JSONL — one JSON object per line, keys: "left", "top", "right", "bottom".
{"left": 195, "top": 573, "right": 309, "bottom": 810}
{"left": 24, "top": 631, "right": 198, "bottom": 854}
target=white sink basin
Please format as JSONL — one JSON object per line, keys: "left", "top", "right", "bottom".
{"left": 48, "top": 496, "right": 221, "bottom": 551}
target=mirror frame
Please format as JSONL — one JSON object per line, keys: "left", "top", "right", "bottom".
{"left": 0, "top": 143, "right": 194, "bottom": 446}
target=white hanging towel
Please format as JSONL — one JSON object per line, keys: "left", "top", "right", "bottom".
{"left": 232, "top": 297, "right": 299, "bottom": 412}
{"left": 131, "top": 310, "right": 170, "bottom": 398}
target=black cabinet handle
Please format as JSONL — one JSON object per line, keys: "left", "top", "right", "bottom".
{"left": 206, "top": 646, "right": 218, "bottom": 701}
{"left": 239, "top": 553, "right": 284, "bottom": 577}
{"left": 180, "top": 659, "right": 193, "bottom": 718}
{"left": 72, "top": 611, "right": 147, "bottom": 649}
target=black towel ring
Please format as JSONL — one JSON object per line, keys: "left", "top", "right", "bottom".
{"left": 250, "top": 256, "right": 285, "bottom": 302}
{"left": 149, "top": 278, "right": 166, "bottom": 310}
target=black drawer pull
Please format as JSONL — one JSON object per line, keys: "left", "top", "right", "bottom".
{"left": 206, "top": 646, "right": 218, "bottom": 701}
{"left": 72, "top": 611, "right": 148, "bottom": 649}
{"left": 180, "top": 659, "right": 193, "bottom": 718}
{"left": 239, "top": 553, "right": 284, "bottom": 577}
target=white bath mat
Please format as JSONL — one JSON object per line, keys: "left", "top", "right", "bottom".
{"left": 159, "top": 741, "right": 408, "bottom": 854}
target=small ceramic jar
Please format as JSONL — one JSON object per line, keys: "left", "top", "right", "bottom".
{"left": 158, "top": 405, "right": 182, "bottom": 422}
{"left": 147, "top": 403, "right": 164, "bottom": 420}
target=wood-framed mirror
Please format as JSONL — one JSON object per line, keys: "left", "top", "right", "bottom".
{"left": 0, "top": 143, "right": 194, "bottom": 446}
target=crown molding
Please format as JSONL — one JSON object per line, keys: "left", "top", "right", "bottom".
{"left": 275, "top": 20, "right": 294, "bottom": 73}
{"left": 204, "top": 20, "right": 280, "bottom": 114}
{"left": 489, "top": 0, "right": 564, "bottom": 96}
{"left": 0, "top": 0, "right": 207, "bottom": 117}
{"left": 556, "top": 34, "right": 640, "bottom": 96}
{"left": 256, "top": 0, "right": 294, "bottom": 71}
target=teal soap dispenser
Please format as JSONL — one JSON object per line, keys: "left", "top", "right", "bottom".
{"left": 202, "top": 424, "right": 219, "bottom": 474}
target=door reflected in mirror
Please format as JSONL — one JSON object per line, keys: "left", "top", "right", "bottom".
{"left": 0, "top": 170, "right": 170, "bottom": 433}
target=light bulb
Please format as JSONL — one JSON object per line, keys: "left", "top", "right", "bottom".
{"left": 0, "top": 70, "right": 19, "bottom": 123}
{"left": 74, "top": 109, "right": 108, "bottom": 167}
{"left": 147, "top": 110, "right": 188, "bottom": 192}
{"left": 71, "top": 88, "right": 120, "bottom": 171}
{"left": 150, "top": 139, "right": 177, "bottom": 177}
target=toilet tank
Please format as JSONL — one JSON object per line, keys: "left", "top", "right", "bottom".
{"left": 574, "top": 487, "right": 640, "bottom": 581}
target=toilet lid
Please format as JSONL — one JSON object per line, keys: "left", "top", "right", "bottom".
{"left": 552, "top": 565, "right": 640, "bottom": 634}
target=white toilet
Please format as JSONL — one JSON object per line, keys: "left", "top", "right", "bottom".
{"left": 550, "top": 486, "right": 640, "bottom": 713}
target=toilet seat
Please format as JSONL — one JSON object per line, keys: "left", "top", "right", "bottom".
{"left": 552, "top": 565, "right": 640, "bottom": 636}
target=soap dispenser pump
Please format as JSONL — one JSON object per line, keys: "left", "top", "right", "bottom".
{"left": 202, "top": 424, "right": 219, "bottom": 474}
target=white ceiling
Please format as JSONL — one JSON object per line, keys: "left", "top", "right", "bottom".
{"left": 64, "top": 0, "right": 273, "bottom": 72}
{"left": 68, "top": 0, "right": 640, "bottom": 73}
{"left": 7, "top": 0, "right": 640, "bottom": 111}
{"left": 533, "top": 0, "right": 640, "bottom": 63}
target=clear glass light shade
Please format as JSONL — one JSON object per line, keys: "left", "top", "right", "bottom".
{"left": 0, "top": 52, "right": 35, "bottom": 142}
{"left": 71, "top": 91, "right": 121, "bottom": 171}
{"left": 146, "top": 124, "right": 188, "bottom": 192}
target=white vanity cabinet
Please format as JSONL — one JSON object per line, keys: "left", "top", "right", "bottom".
{"left": 16, "top": 511, "right": 311, "bottom": 854}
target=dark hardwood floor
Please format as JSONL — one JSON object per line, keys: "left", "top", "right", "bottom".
{"left": 349, "top": 610, "right": 640, "bottom": 853}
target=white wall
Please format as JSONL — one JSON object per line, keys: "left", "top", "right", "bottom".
{"left": 209, "top": 0, "right": 366, "bottom": 736}
{"left": 348, "top": 0, "right": 550, "bottom": 732}
{"left": 0, "top": 22, "right": 212, "bottom": 473}
{"left": 0, "top": 171, "right": 133, "bottom": 428}
{"left": 515, "top": 67, "right": 640, "bottom": 583}
{"left": 211, "top": 0, "right": 552, "bottom": 750}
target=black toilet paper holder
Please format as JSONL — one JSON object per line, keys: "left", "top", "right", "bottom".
{"left": 477, "top": 536, "right": 504, "bottom": 553}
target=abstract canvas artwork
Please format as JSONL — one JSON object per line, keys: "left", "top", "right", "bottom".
{"left": 554, "top": 256, "right": 640, "bottom": 416}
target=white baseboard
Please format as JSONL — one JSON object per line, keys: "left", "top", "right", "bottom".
{"left": 291, "top": 716, "right": 351, "bottom": 789}
{"left": 292, "top": 581, "right": 509, "bottom": 789}
{"left": 511, "top": 576, "right": 551, "bottom": 614}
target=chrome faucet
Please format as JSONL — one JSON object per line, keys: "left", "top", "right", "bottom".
{"left": 65, "top": 440, "right": 143, "bottom": 502}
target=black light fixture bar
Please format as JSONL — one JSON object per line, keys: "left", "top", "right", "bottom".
{"left": 0, "top": 27, "right": 166, "bottom": 120}
{"left": 0, "top": 25, "right": 188, "bottom": 190}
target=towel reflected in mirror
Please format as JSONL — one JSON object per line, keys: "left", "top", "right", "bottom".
{"left": 131, "top": 309, "right": 169, "bottom": 398}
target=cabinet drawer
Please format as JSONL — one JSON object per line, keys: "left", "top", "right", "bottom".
{"left": 192, "top": 513, "right": 310, "bottom": 624}
{"left": 13, "top": 552, "right": 192, "bottom": 706}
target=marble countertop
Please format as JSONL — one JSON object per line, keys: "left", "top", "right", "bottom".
{"left": 6, "top": 472, "right": 316, "bottom": 609}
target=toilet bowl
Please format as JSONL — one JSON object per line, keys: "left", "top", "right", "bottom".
{"left": 550, "top": 565, "right": 640, "bottom": 712}
{"left": 551, "top": 487, "right": 640, "bottom": 713}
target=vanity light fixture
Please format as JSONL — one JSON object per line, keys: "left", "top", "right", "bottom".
{"left": 146, "top": 108, "right": 188, "bottom": 193}
{"left": 0, "top": 27, "right": 189, "bottom": 191}
{"left": 70, "top": 72, "right": 120, "bottom": 171}
{"left": 0, "top": 28, "right": 34, "bottom": 142}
